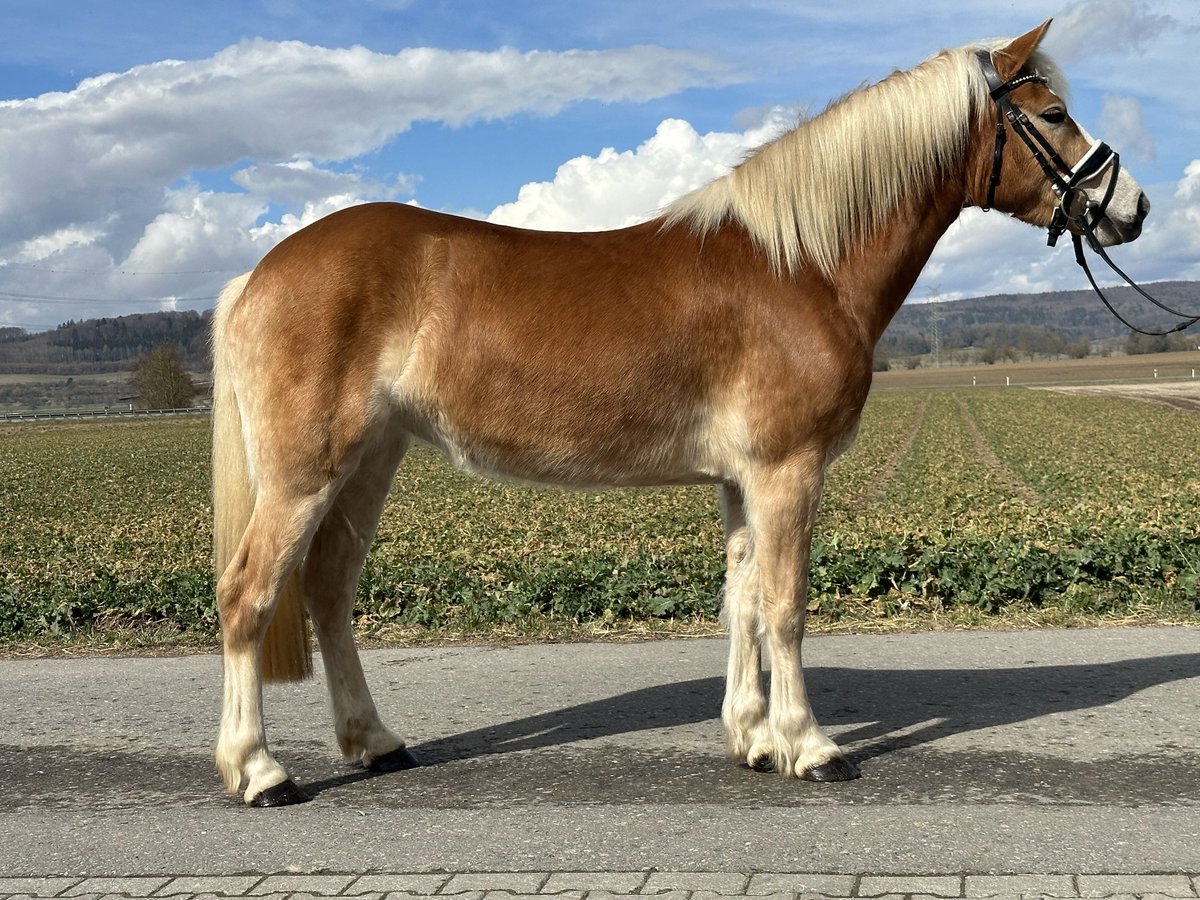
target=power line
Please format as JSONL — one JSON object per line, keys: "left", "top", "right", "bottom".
{"left": 0, "top": 261, "right": 246, "bottom": 276}
{"left": 0, "top": 291, "right": 217, "bottom": 305}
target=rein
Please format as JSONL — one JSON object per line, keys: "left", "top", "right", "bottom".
{"left": 976, "top": 49, "right": 1199, "bottom": 337}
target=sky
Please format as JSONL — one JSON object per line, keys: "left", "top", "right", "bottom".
{"left": 0, "top": 0, "right": 1197, "bottom": 332}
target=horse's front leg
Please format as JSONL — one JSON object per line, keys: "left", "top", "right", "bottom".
{"left": 302, "top": 439, "right": 416, "bottom": 773}
{"left": 743, "top": 456, "right": 859, "bottom": 781}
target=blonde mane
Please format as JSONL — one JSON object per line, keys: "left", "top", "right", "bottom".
{"left": 664, "top": 42, "right": 1067, "bottom": 278}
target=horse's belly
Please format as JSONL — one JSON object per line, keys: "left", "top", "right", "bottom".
{"left": 415, "top": 409, "right": 725, "bottom": 488}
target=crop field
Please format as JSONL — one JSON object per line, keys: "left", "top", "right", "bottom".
{"left": 874, "top": 349, "right": 1200, "bottom": 389}
{"left": 0, "top": 386, "right": 1197, "bottom": 646}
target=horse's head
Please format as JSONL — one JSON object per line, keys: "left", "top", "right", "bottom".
{"left": 969, "top": 20, "right": 1149, "bottom": 248}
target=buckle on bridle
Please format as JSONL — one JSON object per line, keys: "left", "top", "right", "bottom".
{"left": 1047, "top": 186, "right": 1091, "bottom": 247}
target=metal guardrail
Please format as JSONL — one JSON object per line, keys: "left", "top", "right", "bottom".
{"left": 0, "top": 406, "right": 211, "bottom": 423}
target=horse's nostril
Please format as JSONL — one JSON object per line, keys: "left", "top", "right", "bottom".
{"left": 1138, "top": 192, "right": 1151, "bottom": 219}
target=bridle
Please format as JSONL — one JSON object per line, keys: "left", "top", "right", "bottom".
{"left": 976, "top": 49, "right": 1198, "bottom": 336}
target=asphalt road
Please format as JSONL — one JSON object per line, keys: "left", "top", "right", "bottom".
{"left": 1, "top": 627, "right": 1198, "bottom": 878}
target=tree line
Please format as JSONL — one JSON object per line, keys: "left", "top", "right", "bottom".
{"left": 0, "top": 310, "right": 212, "bottom": 375}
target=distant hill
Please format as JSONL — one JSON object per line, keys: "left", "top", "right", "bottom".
{"left": 0, "top": 310, "right": 212, "bottom": 375}
{"left": 1, "top": 280, "right": 1197, "bottom": 376}
{"left": 882, "top": 280, "right": 1200, "bottom": 359}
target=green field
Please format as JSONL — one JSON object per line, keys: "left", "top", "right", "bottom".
{"left": 1, "top": 387, "right": 1198, "bottom": 647}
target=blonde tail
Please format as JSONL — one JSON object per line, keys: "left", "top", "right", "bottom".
{"left": 212, "top": 273, "right": 312, "bottom": 682}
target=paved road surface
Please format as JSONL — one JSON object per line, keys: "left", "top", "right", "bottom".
{"left": 2, "top": 627, "right": 1198, "bottom": 896}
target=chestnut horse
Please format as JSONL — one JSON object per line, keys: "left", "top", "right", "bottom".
{"left": 212, "top": 22, "right": 1149, "bottom": 805}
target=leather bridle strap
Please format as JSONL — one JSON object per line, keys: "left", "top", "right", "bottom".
{"left": 977, "top": 50, "right": 1063, "bottom": 210}
{"left": 1073, "top": 231, "right": 1199, "bottom": 336}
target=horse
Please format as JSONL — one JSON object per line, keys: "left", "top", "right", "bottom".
{"left": 211, "top": 21, "right": 1149, "bottom": 806}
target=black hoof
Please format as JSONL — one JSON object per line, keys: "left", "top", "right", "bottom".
{"left": 250, "top": 778, "right": 310, "bottom": 807}
{"left": 366, "top": 746, "right": 421, "bottom": 772}
{"left": 802, "top": 757, "right": 861, "bottom": 782}
{"left": 747, "top": 752, "right": 775, "bottom": 773}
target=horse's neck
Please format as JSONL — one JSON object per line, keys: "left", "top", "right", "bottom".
{"left": 829, "top": 175, "right": 967, "bottom": 346}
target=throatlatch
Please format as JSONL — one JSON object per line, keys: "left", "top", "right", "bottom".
{"left": 976, "top": 49, "right": 1198, "bottom": 337}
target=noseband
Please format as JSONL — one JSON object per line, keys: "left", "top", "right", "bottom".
{"left": 976, "top": 49, "right": 1198, "bottom": 336}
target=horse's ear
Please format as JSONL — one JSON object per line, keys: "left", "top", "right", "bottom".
{"left": 993, "top": 20, "right": 1053, "bottom": 81}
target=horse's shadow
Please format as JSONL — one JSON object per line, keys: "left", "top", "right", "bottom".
{"left": 415, "top": 652, "right": 1200, "bottom": 763}
{"left": 304, "top": 651, "right": 1200, "bottom": 797}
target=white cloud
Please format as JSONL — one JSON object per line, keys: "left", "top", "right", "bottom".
{"left": 230, "top": 160, "right": 415, "bottom": 206}
{"left": 0, "top": 39, "right": 734, "bottom": 253}
{"left": 121, "top": 188, "right": 269, "bottom": 281}
{"left": 1123, "top": 161, "right": 1200, "bottom": 280}
{"left": 920, "top": 210, "right": 1083, "bottom": 300}
{"left": 1043, "top": 0, "right": 1175, "bottom": 60}
{"left": 487, "top": 108, "right": 797, "bottom": 230}
{"left": 1097, "top": 95, "right": 1155, "bottom": 163}
{"left": 248, "top": 194, "right": 368, "bottom": 246}
{"left": 1177, "top": 160, "right": 1200, "bottom": 201}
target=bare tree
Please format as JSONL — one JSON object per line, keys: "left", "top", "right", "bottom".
{"left": 130, "top": 342, "right": 197, "bottom": 409}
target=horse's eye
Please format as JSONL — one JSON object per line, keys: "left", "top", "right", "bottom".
{"left": 1041, "top": 108, "right": 1067, "bottom": 125}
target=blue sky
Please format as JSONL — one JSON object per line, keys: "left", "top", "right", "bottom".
{"left": 1, "top": 0, "right": 1197, "bottom": 331}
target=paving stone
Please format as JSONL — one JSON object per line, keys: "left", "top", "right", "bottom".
{"left": 540, "top": 875, "right": 648, "bottom": 895}
{"left": 746, "top": 874, "right": 856, "bottom": 895}
{"left": 0, "top": 881, "right": 83, "bottom": 898}
{"left": 1077, "top": 876, "right": 1196, "bottom": 898}
{"left": 584, "top": 892, "right": 688, "bottom": 900}
{"left": 155, "top": 878, "right": 264, "bottom": 897}
{"left": 858, "top": 876, "right": 962, "bottom": 897}
{"left": 346, "top": 877, "right": 450, "bottom": 896}
{"left": 65, "top": 880, "right": 171, "bottom": 897}
{"left": 386, "top": 893, "right": 481, "bottom": 900}
{"left": 482, "top": 892, "right": 583, "bottom": 900}
{"left": 693, "top": 890, "right": 795, "bottom": 900}
{"left": 442, "top": 875, "right": 548, "bottom": 894}
{"left": 642, "top": 873, "right": 748, "bottom": 894}
{"left": 250, "top": 878, "right": 356, "bottom": 897}
{"left": 964, "top": 875, "right": 1077, "bottom": 897}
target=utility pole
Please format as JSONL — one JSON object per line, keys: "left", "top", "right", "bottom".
{"left": 928, "top": 285, "right": 943, "bottom": 368}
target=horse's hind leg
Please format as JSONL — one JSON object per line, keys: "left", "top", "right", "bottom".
{"left": 719, "top": 484, "right": 771, "bottom": 769}
{"left": 216, "top": 488, "right": 333, "bottom": 806}
{"left": 303, "top": 433, "right": 416, "bottom": 771}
